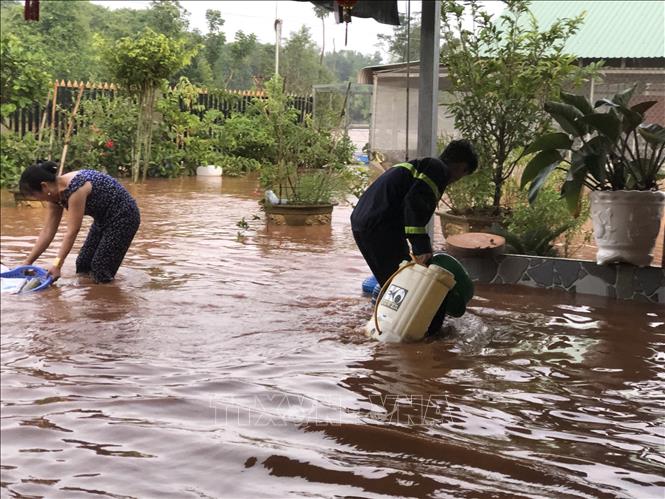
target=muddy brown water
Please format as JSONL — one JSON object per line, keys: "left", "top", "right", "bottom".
{"left": 1, "top": 177, "right": 664, "bottom": 498}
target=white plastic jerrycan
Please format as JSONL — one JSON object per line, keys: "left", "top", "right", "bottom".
{"left": 368, "top": 261, "right": 456, "bottom": 342}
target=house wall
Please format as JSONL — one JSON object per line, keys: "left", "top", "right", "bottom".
{"left": 369, "top": 66, "right": 665, "bottom": 162}
{"left": 371, "top": 75, "right": 456, "bottom": 163}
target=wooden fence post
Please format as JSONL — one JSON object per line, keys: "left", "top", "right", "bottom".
{"left": 47, "top": 81, "right": 59, "bottom": 160}
{"left": 58, "top": 84, "right": 85, "bottom": 175}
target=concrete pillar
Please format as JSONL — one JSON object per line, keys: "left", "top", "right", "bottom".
{"left": 417, "top": 0, "right": 441, "bottom": 159}
{"left": 417, "top": 0, "right": 441, "bottom": 244}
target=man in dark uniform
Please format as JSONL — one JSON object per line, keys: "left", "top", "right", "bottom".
{"left": 351, "top": 139, "right": 478, "bottom": 334}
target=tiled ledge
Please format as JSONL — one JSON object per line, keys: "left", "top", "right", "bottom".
{"left": 456, "top": 254, "right": 665, "bottom": 304}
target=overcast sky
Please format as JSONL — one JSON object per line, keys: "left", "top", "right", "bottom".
{"left": 90, "top": 1, "right": 505, "bottom": 60}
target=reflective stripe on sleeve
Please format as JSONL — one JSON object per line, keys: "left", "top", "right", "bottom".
{"left": 404, "top": 226, "right": 427, "bottom": 235}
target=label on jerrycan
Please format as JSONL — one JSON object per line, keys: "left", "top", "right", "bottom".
{"left": 381, "top": 284, "right": 408, "bottom": 311}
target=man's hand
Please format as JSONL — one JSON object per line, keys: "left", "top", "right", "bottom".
{"left": 47, "top": 265, "right": 61, "bottom": 281}
{"left": 413, "top": 252, "right": 432, "bottom": 266}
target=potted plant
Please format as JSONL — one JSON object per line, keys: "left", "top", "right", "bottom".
{"left": 255, "top": 76, "right": 354, "bottom": 226}
{"left": 521, "top": 85, "right": 665, "bottom": 267}
{"left": 438, "top": 0, "right": 599, "bottom": 234}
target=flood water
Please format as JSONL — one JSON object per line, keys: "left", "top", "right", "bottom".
{"left": 1, "top": 177, "right": 664, "bottom": 498}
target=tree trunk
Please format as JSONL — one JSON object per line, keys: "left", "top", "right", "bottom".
{"left": 141, "top": 86, "right": 156, "bottom": 182}
{"left": 319, "top": 18, "right": 325, "bottom": 65}
{"left": 132, "top": 92, "right": 145, "bottom": 183}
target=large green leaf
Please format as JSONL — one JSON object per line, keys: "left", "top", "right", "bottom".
{"left": 611, "top": 84, "right": 637, "bottom": 107}
{"left": 611, "top": 101, "right": 656, "bottom": 134}
{"left": 561, "top": 174, "right": 585, "bottom": 215}
{"left": 560, "top": 90, "right": 593, "bottom": 115}
{"left": 524, "top": 132, "right": 572, "bottom": 155}
{"left": 638, "top": 124, "right": 665, "bottom": 145}
{"left": 527, "top": 161, "right": 559, "bottom": 204}
{"left": 631, "top": 100, "right": 658, "bottom": 115}
{"left": 581, "top": 135, "right": 612, "bottom": 156}
{"left": 584, "top": 154, "right": 607, "bottom": 185}
{"left": 521, "top": 149, "right": 562, "bottom": 188}
{"left": 616, "top": 106, "right": 645, "bottom": 134}
{"left": 544, "top": 101, "right": 586, "bottom": 137}
{"left": 594, "top": 98, "right": 618, "bottom": 109}
{"left": 582, "top": 112, "right": 622, "bottom": 142}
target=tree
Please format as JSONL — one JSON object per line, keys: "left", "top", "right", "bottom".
{"left": 146, "top": 0, "right": 189, "bottom": 39}
{"left": 204, "top": 9, "right": 226, "bottom": 71}
{"left": 324, "top": 50, "right": 382, "bottom": 82}
{"left": 440, "top": 0, "right": 600, "bottom": 212}
{"left": 105, "top": 28, "right": 196, "bottom": 182}
{"left": 0, "top": 0, "right": 102, "bottom": 80}
{"left": 0, "top": 33, "right": 51, "bottom": 122}
{"left": 312, "top": 5, "right": 330, "bottom": 65}
{"left": 377, "top": 13, "right": 421, "bottom": 62}
{"left": 281, "top": 27, "right": 333, "bottom": 95}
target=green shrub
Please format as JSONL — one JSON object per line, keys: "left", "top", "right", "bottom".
{"left": 216, "top": 113, "right": 274, "bottom": 161}
{"left": 0, "top": 132, "right": 52, "bottom": 189}
{"left": 69, "top": 94, "right": 138, "bottom": 176}
{"left": 494, "top": 175, "right": 591, "bottom": 257}
{"left": 215, "top": 155, "right": 261, "bottom": 177}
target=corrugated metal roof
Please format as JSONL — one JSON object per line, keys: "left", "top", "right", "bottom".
{"left": 523, "top": 1, "right": 665, "bottom": 59}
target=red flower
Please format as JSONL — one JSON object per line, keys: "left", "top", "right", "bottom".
{"left": 105, "top": 139, "right": 114, "bottom": 149}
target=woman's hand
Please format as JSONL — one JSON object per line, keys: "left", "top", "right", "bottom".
{"left": 47, "top": 265, "right": 61, "bottom": 281}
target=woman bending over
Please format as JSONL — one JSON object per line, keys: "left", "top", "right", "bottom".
{"left": 20, "top": 161, "right": 140, "bottom": 283}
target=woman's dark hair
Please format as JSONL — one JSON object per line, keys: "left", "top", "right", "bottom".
{"left": 440, "top": 140, "right": 478, "bottom": 174}
{"left": 19, "top": 160, "right": 58, "bottom": 196}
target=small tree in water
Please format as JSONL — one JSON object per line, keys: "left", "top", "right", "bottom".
{"left": 105, "top": 28, "right": 195, "bottom": 182}
{"left": 440, "top": 0, "right": 601, "bottom": 214}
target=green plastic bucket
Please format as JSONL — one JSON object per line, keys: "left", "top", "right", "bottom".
{"left": 429, "top": 253, "right": 474, "bottom": 317}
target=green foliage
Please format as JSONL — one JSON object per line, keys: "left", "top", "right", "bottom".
{"left": 216, "top": 113, "right": 274, "bottom": 161}
{"left": 216, "top": 31, "right": 273, "bottom": 90}
{"left": 442, "top": 172, "right": 495, "bottom": 214}
{"left": 105, "top": 28, "right": 195, "bottom": 93}
{"left": 0, "top": 132, "right": 52, "bottom": 189}
{"left": 213, "top": 155, "right": 262, "bottom": 177}
{"left": 281, "top": 27, "right": 334, "bottom": 95}
{"left": 440, "top": 0, "right": 600, "bottom": 211}
{"left": 146, "top": 0, "right": 189, "bottom": 39}
{"left": 377, "top": 13, "right": 421, "bottom": 62}
{"left": 323, "top": 50, "right": 382, "bottom": 84}
{"left": 0, "top": 0, "right": 380, "bottom": 92}
{"left": 494, "top": 176, "right": 590, "bottom": 256}
{"left": 155, "top": 77, "right": 236, "bottom": 176}
{"left": 69, "top": 95, "right": 139, "bottom": 176}
{"left": 0, "top": 33, "right": 51, "bottom": 121}
{"left": 255, "top": 76, "right": 355, "bottom": 204}
{"left": 437, "top": 134, "right": 493, "bottom": 213}
{"left": 522, "top": 85, "right": 665, "bottom": 212}
{"left": 1, "top": 0, "right": 101, "bottom": 80}
{"left": 104, "top": 28, "right": 196, "bottom": 182}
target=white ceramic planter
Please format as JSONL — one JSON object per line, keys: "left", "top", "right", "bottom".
{"left": 590, "top": 190, "right": 665, "bottom": 267}
{"left": 196, "top": 165, "right": 223, "bottom": 177}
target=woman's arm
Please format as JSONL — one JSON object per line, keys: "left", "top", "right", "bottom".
{"left": 23, "top": 202, "right": 64, "bottom": 265}
{"left": 48, "top": 183, "right": 90, "bottom": 279}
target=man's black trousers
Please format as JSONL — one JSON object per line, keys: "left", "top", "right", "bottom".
{"left": 353, "top": 227, "right": 446, "bottom": 335}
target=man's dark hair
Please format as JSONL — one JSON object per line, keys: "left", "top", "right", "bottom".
{"left": 440, "top": 140, "right": 478, "bottom": 174}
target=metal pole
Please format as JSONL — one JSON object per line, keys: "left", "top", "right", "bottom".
{"left": 405, "top": 0, "right": 411, "bottom": 161}
{"left": 274, "top": 18, "right": 282, "bottom": 75}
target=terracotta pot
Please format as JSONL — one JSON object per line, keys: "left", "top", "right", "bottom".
{"left": 264, "top": 203, "right": 334, "bottom": 226}
{"left": 436, "top": 210, "right": 505, "bottom": 238}
{"left": 590, "top": 190, "right": 665, "bottom": 267}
